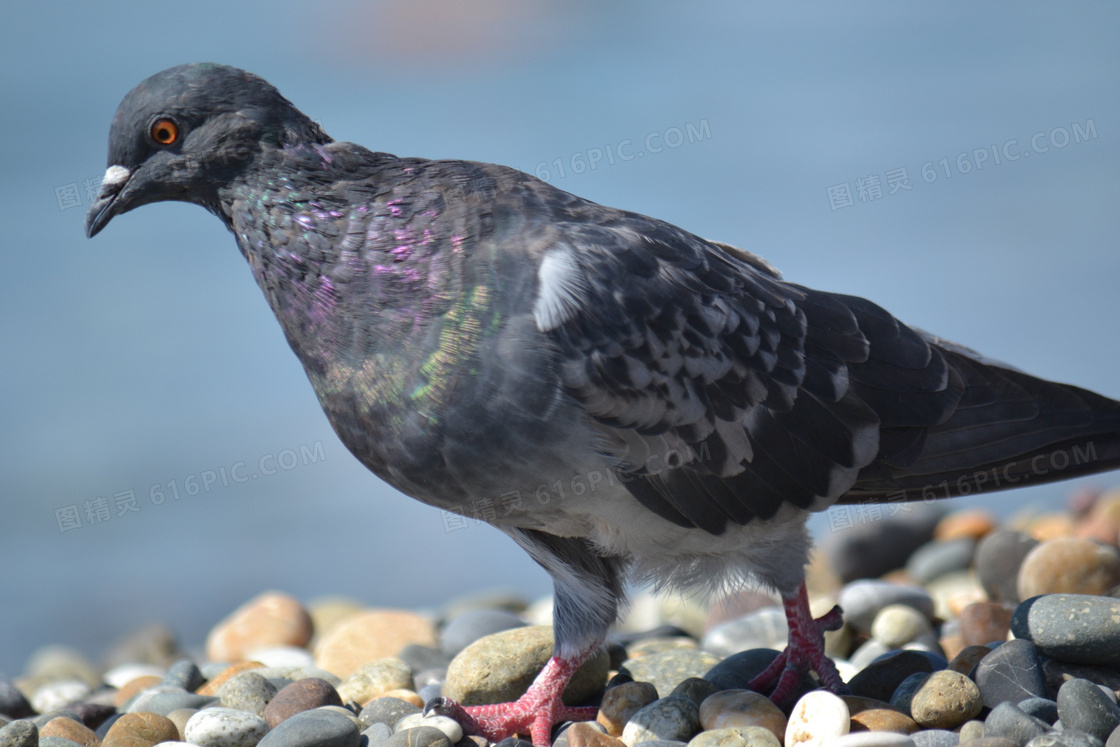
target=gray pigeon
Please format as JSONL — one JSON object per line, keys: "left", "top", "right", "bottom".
{"left": 87, "top": 63, "right": 1120, "bottom": 745}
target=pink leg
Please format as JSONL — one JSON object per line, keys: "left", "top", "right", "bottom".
{"left": 747, "top": 581, "right": 848, "bottom": 705}
{"left": 427, "top": 649, "right": 598, "bottom": 747}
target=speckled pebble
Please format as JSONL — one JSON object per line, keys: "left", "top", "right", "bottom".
{"left": 1058, "top": 678, "right": 1120, "bottom": 742}
{"left": 908, "top": 670, "right": 982, "bottom": 729}
{"left": 1025, "top": 733, "right": 1106, "bottom": 747}
{"left": 697, "top": 690, "right": 785, "bottom": 743}
{"left": 0, "top": 721, "right": 37, "bottom": 747}
{"left": 219, "top": 672, "right": 277, "bottom": 716}
{"left": 686, "top": 726, "right": 780, "bottom": 747}
{"left": 871, "top": 605, "right": 934, "bottom": 649}
{"left": 333, "top": 659, "right": 413, "bottom": 706}
{"left": 1018, "top": 537, "right": 1120, "bottom": 599}
{"left": 621, "top": 696, "right": 700, "bottom": 747}
{"left": 621, "top": 651, "right": 722, "bottom": 702}
{"left": 362, "top": 722, "right": 392, "bottom": 746}
{"left": 785, "top": 690, "right": 850, "bottom": 747}
{"left": 40, "top": 736, "right": 83, "bottom": 747}
{"left": 843, "top": 696, "right": 918, "bottom": 735}
{"left": 1013, "top": 594, "right": 1120, "bottom": 668}
{"left": 597, "top": 681, "right": 660, "bottom": 736}
{"left": 33, "top": 680, "right": 93, "bottom": 714}
{"left": 256, "top": 708, "right": 359, "bottom": 747}
{"left": 102, "top": 712, "right": 180, "bottom": 747}
{"left": 184, "top": 707, "right": 270, "bottom": 747}
{"left": 830, "top": 733, "right": 915, "bottom": 747}
{"left": 700, "top": 608, "right": 787, "bottom": 658}
{"left": 359, "top": 698, "right": 421, "bottom": 731}
{"left": 908, "top": 729, "right": 958, "bottom": 747}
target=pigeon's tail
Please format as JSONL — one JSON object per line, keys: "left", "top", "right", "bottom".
{"left": 843, "top": 346, "right": 1120, "bottom": 504}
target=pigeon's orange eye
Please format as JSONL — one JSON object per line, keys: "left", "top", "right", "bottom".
{"left": 150, "top": 118, "right": 179, "bottom": 145}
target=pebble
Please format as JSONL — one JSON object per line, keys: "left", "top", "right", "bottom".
{"left": 32, "top": 680, "right": 93, "bottom": 714}
{"left": 974, "top": 530, "right": 1040, "bottom": 604}
{"left": 1019, "top": 698, "right": 1060, "bottom": 725}
{"left": 335, "top": 659, "right": 414, "bottom": 705}
{"left": 70, "top": 703, "right": 116, "bottom": 732}
{"left": 700, "top": 608, "right": 787, "bottom": 658}
{"left": 669, "top": 679, "right": 719, "bottom": 708}
{"left": 167, "top": 709, "right": 196, "bottom": 739}
{"left": 1057, "top": 678, "right": 1120, "bottom": 742}
{"left": 184, "top": 708, "right": 270, "bottom": 747}
{"left": 843, "top": 696, "right": 918, "bottom": 735}
{"left": 0, "top": 681, "right": 34, "bottom": 720}
{"left": 1043, "top": 661, "right": 1120, "bottom": 695}
{"left": 945, "top": 646, "right": 990, "bottom": 676}
{"left": 597, "top": 681, "right": 661, "bottom": 736}
{"left": 0, "top": 722, "right": 37, "bottom": 747}
{"left": 621, "top": 651, "right": 722, "bottom": 700}
{"left": 686, "top": 726, "right": 780, "bottom": 747}
{"left": 627, "top": 638, "right": 700, "bottom": 659}
{"left": 313, "top": 611, "right": 438, "bottom": 679}
{"left": 1026, "top": 734, "right": 1107, "bottom": 747}
{"left": 393, "top": 714, "right": 463, "bottom": 742}
{"left": 102, "top": 623, "right": 181, "bottom": 669}
{"left": 264, "top": 678, "right": 342, "bottom": 728}
{"left": 973, "top": 639, "right": 1049, "bottom": 708}
{"left": 621, "top": 696, "right": 700, "bottom": 747}
{"left": 839, "top": 582, "right": 936, "bottom": 634}
{"left": 697, "top": 690, "right": 786, "bottom": 742}
{"left": 359, "top": 698, "right": 421, "bottom": 730}
{"left": 219, "top": 672, "right": 278, "bottom": 716}
{"left": 785, "top": 690, "right": 850, "bottom": 747}
{"left": 163, "top": 661, "right": 205, "bottom": 692}
{"left": 935, "top": 508, "right": 998, "bottom": 542}
{"left": 818, "top": 504, "right": 943, "bottom": 583}
{"left": 1011, "top": 594, "right": 1120, "bottom": 667}
{"left": 104, "top": 665, "right": 165, "bottom": 690}
{"left": 830, "top": 734, "right": 915, "bottom": 747}
{"left": 982, "top": 702, "right": 1050, "bottom": 744}
{"left": 39, "top": 718, "right": 99, "bottom": 747}
{"left": 909, "top": 730, "right": 958, "bottom": 747}
{"left": 871, "top": 605, "right": 934, "bottom": 649}
{"left": 41, "top": 737, "right": 83, "bottom": 747}
{"left": 380, "top": 726, "right": 451, "bottom": 747}
{"left": 907, "top": 670, "right": 982, "bottom": 729}
{"left": 113, "top": 676, "right": 163, "bottom": 708}
{"left": 957, "top": 603, "right": 1012, "bottom": 647}
{"left": 906, "top": 538, "right": 976, "bottom": 585}
{"left": 847, "top": 651, "right": 935, "bottom": 703}
{"left": 438, "top": 610, "right": 525, "bottom": 657}
{"left": 1017, "top": 538, "right": 1120, "bottom": 598}
{"left": 102, "top": 712, "right": 180, "bottom": 747}
{"left": 889, "top": 673, "right": 930, "bottom": 717}
{"left": 257, "top": 708, "right": 359, "bottom": 747}
{"left": 702, "top": 651, "right": 783, "bottom": 692}
{"left": 443, "top": 626, "right": 608, "bottom": 707}
{"left": 561, "top": 722, "right": 626, "bottom": 747}
{"left": 26, "top": 647, "right": 101, "bottom": 688}
{"left": 200, "top": 664, "right": 268, "bottom": 697}
{"left": 128, "top": 687, "right": 218, "bottom": 716}
{"left": 206, "top": 592, "right": 314, "bottom": 663}
{"left": 245, "top": 647, "right": 316, "bottom": 669}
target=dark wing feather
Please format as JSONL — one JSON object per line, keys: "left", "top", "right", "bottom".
{"left": 537, "top": 193, "right": 1120, "bottom": 530}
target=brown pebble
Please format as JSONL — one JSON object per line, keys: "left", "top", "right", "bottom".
{"left": 378, "top": 689, "right": 424, "bottom": 707}
{"left": 196, "top": 661, "right": 265, "bottom": 696}
{"left": 101, "top": 712, "right": 179, "bottom": 747}
{"left": 1017, "top": 536, "right": 1120, "bottom": 598}
{"left": 566, "top": 722, "right": 626, "bottom": 747}
{"left": 41, "top": 717, "right": 100, "bottom": 747}
{"left": 935, "top": 509, "right": 998, "bottom": 542}
{"left": 908, "top": 670, "right": 983, "bottom": 729}
{"left": 958, "top": 602, "right": 1013, "bottom": 646}
{"left": 313, "top": 610, "right": 437, "bottom": 678}
{"left": 263, "top": 677, "right": 343, "bottom": 728}
{"left": 112, "top": 675, "right": 163, "bottom": 707}
{"left": 698, "top": 689, "right": 787, "bottom": 743}
{"left": 596, "top": 681, "right": 659, "bottom": 737}
{"left": 1025, "top": 513, "right": 1076, "bottom": 542}
{"left": 166, "top": 709, "right": 196, "bottom": 740}
{"left": 205, "top": 591, "right": 313, "bottom": 662}
{"left": 940, "top": 633, "right": 966, "bottom": 661}
{"left": 1075, "top": 494, "right": 1120, "bottom": 544}
{"left": 946, "top": 645, "right": 991, "bottom": 676}
{"left": 842, "top": 696, "right": 919, "bottom": 734}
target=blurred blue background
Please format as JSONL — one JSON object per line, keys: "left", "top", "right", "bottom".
{"left": 2, "top": 2, "right": 1119, "bottom": 675}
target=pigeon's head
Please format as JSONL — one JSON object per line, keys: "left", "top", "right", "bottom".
{"left": 86, "top": 63, "right": 330, "bottom": 237}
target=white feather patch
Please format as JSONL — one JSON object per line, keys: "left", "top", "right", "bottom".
{"left": 533, "top": 247, "right": 587, "bottom": 332}
{"left": 101, "top": 165, "right": 131, "bottom": 189}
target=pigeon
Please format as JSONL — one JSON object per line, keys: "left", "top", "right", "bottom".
{"left": 87, "top": 63, "right": 1120, "bottom": 745}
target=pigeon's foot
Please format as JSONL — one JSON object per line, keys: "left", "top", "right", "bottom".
{"left": 426, "top": 652, "right": 598, "bottom": 747}
{"left": 748, "top": 581, "right": 848, "bottom": 706}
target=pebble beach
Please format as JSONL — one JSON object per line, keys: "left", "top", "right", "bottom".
{"left": 5, "top": 487, "right": 1120, "bottom": 747}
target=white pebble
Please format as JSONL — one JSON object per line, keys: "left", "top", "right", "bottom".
{"left": 185, "top": 706, "right": 270, "bottom": 747}
{"left": 785, "top": 690, "right": 850, "bottom": 747}
{"left": 32, "top": 679, "right": 92, "bottom": 713}
{"left": 244, "top": 646, "right": 315, "bottom": 668}
{"left": 871, "top": 604, "right": 933, "bottom": 649}
{"left": 395, "top": 713, "right": 464, "bottom": 742}
{"left": 104, "top": 663, "right": 165, "bottom": 688}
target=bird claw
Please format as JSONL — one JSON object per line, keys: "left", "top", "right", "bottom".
{"left": 748, "top": 583, "right": 849, "bottom": 706}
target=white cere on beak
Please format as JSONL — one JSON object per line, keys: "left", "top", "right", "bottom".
{"left": 101, "top": 165, "right": 131, "bottom": 189}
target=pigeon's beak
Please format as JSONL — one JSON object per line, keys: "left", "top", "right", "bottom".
{"left": 85, "top": 165, "right": 132, "bottom": 238}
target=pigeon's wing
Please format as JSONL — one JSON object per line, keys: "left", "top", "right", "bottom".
{"left": 534, "top": 199, "right": 959, "bottom": 534}
{"left": 533, "top": 196, "right": 1120, "bottom": 534}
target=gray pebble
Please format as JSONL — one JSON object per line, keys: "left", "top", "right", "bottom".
{"left": 40, "top": 737, "right": 82, "bottom": 747}
{"left": 417, "top": 684, "right": 442, "bottom": 704}
{"left": 632, "top": 741, "right": 688, "bottom": 747}
{"left": 257, "top": 708, "right": 360, "bottom": 747}
{"left": 1026, "top": 732, "right": 1107, "bottom": 747}
{"left": 830, "top": 734, "right": 916, "bottom": 746}
{"left": 1020, "top": 698, "right": 1060, "bottom": 725}
{"left": 906, "top": 538, "right": 976, "bottom": 584}
{"left": 975, "top": 530, "right": 1039, "bottom": 604}
{"left": 0, "top": 682, "right": 34, "bottom": 720}
{"left": 185, "top": 706, "right": 270, "bottom": 747}
{"left": 1012, "top": 595, "right": 1120, "bottom": 668}
{"left": 164, "top": 660, "right": 205, "bottom": 692}
{"left": 359, "top": 699, "right": 421, "bottom": 731}
{"left": 439, "top": 610, "right": 525, "bottom": 658}
{"left": 130, "top": 687, "right": 219, "bottom": 715}
{"left": 910, "top": 730, "right": 959, "bottom": 747}
{"left": 700, "top": 607, "right": 787, "bottom": 657}
{"left": 819, "top": 504, "right": 943, "bottom": 583}
{"left": 1058, "top": 679, "right": 1120, "bottom": 742}
{"left": 838, "top": 581, "right": 936, "bottom": 633}
{"left": 889, "top": 672, "right": 930, "bottom": 716}
{"left": 620, "top": 651, "right": 721, "bottom": 702}
{"left": 94, "top": 714, "right": 123, "bottom": 739}
{"left": 362, "top": 722, "right": 393, "bottom": 746}
{"left": 219, "top": 672, "right": 278, "bottom": 716}
{"left": 621, "top": 696, "right": 700, "bottom": 747}
{"left": 702, "top": 650, "right": 781, "bottom": 691}
{"left": 0, "top": 721, "right": 37, "bottom": 747}
{"left": 397, "top": 646, "right": 451, "bottom": 676}
{"left": 381, "top": 725, "right": 451, "bottom": 747}
{"left": 31, "top": 710, "right": 82, "bottom": 728}
{"left": 984, "top": 702, "right": 1051, "bottom": 744}
{"left": 974, "top": 639, "right": 1049, "bottom": 709}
